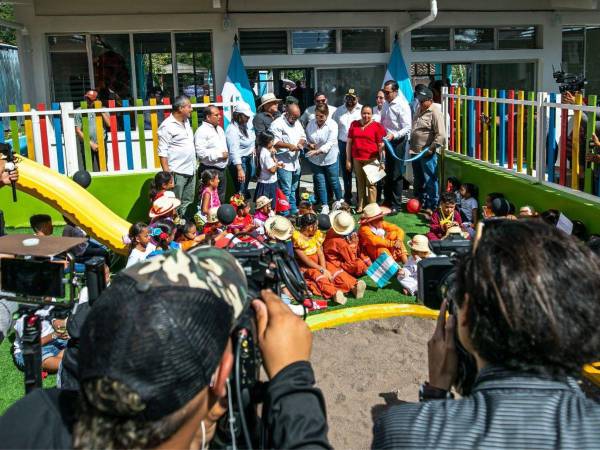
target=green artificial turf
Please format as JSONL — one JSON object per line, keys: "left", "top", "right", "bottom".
{"left": 0, "top": 211, "right": 429, "bottom": 414}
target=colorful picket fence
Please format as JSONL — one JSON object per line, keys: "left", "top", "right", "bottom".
{"left": 0, "top": 96, "right": 231, "bottom": 175}
{"left": 443, "top": 87, "right": 600, "bottom": 197}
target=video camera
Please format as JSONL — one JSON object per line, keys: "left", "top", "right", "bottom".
{"left": 193, "top": 209, "right": 310, "bottom": 450}
{"left": 553, "top": 68, "right": 587, "bottom": 94}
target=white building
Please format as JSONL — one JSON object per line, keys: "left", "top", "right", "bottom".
{"left": 5, "top": 0, "right": 600, "bottom": 107}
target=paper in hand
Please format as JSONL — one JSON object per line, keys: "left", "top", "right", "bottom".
{"left": 363, "top": 160, "right": 386, "bottom": 184}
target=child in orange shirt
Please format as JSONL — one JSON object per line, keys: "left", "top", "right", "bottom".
{"left": 324, "top": 210, "right": 371, "bottom": 277}
{"left": 358, "top": 203, "right": 408, "bottom": 264}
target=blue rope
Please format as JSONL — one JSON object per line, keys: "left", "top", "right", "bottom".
{"left": 383, "top": 138, "right": 430, "bottom": 162}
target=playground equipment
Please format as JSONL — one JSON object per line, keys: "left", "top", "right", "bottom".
{"left": 14, "top": 156, "right": 130, "bottom": 255}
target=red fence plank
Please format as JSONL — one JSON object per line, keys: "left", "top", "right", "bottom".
{"left": 108, "top": 100, "right": 120, "bottom": 171}
{"left": 37, "top": 103, "right": 50, "bottom": 167}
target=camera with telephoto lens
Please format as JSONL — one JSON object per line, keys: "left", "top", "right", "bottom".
{"left": 553, "top": 69, "right": 587, "bottom": 94}
{"left": 417, "top": 234, "right": 477, "bottom": 396}
{"left": 193, "top": 216, "right": 310, "bottom": 450}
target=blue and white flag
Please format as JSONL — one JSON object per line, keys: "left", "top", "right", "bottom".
{"left": 383, "top": 39, "right": 413, "bottom": 104}
{"left": 366, "top": 253, "right": 400, "bottom": 288}
{"left": 221, "top": 41, "right": 256, "bottom": 128}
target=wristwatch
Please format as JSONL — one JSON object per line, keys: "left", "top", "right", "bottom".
{"left": 419, "top": 382, "right": 454, "bottom": 402}
{"left": 319, "top": 268, "right": 325, "bottom": 274}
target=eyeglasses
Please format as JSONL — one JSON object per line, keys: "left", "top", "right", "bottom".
{"left": 383, "top": 90, "right": 394, "bottom": 95}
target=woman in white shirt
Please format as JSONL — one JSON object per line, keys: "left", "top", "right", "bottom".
{"left": 226, "top": 103, "right": 256, "bottom": 200}
{"left": 305, "top": 104, "right": 341, "bottom": 214}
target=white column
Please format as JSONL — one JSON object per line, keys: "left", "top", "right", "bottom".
{"left": 60, "top": 102, "right": 80, "bottom": 175}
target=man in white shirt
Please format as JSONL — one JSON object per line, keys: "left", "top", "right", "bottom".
{"left": 158, "top": 95, "right": 196, "bottom": 218}
{"left": 194, "top": 105, "right": 229, "bottom": 203}
{"left": 270, "top": 103, "right": 306, "bottom": 216}
{"left": 300, "top": 92, "right": 337, "bottom": 128}
{"left": 332, "top": 89, "right": 362, "bottom": 205}
{"left": 373, "top": 90, "right": 385, "bottom": 123}
{"left": 381, "top": 80, "right": 412, "bottom": 215}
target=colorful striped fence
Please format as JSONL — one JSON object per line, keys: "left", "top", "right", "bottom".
{"left": 443, "top": 86, "right": 600, "bottom": 199}
{"left": 0, "top": 99, "right": 235, "bottom": 176}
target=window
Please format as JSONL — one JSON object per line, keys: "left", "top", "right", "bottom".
{"left": 133, "top": 33, "right": 174, "bottom": 100}
{"left": 91, "top": 34, "right": 133, "bottom": 102}
{"left": 341, "top": 28, "right": 386, "bottom": 53}
{"left": 240, "top": 30, "right": 287, "bottom": 55}
{"left": 317, "top": 65, "right": 385, "bottom": 107}
{"left": 476, "top": 62, "right": 536, "bottom": 91}
{"left": 498, "top": 26, "right": 538, "bottom": 49}
{"left": 291, "top": 30, "right": 336, "bottom": 55}
{"left": 562, "top": 27, "right": 585, "bottom": 75}
{"left": 454, "top": 28, "right": 494, "bottom": 50}
{"left": 411, "top": 28, "right": 451, "bottom": 51}
{"left": 561, "top": 26, "right": 600, "bottom": 94}
{"left": 175, "top": 32, "right": 213, "bottom": 98}
{"left": 47, "top": 34, "right": 90, "bottom": 103}
{"left": 584, "top": 27, "right": 600, "bottom": 95}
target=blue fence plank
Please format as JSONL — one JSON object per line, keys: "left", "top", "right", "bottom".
{"left": 51, "top": 102, "right": 65, "bottom": 174}
{"left": 122, "top": 99, "right": 134, "bottom": 170}
{"left": 468, "top": 88, "right": 475, "bottom": 157}
{"left": 546, "top": 93, "right": 557, "bottom": 183}
{"left": 0, "top": 113, "right": 4, "bottom": 144}
{"left": 498, "top": 90, "right": 506, "bottom": 167}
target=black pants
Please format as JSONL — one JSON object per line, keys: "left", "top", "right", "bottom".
{"left": 199, "top": 164, "right": 227, "bottom": 204}
{"left": 384, "top": 136, "right": 407, "bottom": 209}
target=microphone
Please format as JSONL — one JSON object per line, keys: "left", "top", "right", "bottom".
{"left": 0, "top": 143, "right": 17, "bottom": 202}
{"left": 217, "top": 204, "right": 236, "bottom": 226}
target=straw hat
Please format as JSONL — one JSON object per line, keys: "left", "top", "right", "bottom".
{"left": 360, "top": 203, "right": 384, "bottom": 223}
{"left": 408, "top": 235, "right": 431, "bottom": 253}
{"left": 444, "top": 226, "right": 469, "bottom": 239}
{"left": 149, "top": 194, "right": 181, "bottom": 218}
{"left": 255, "top": 195, "right": 271, "bottom": 210}
{"left": 264, "top": 215, "right": 293, "bottom": 241}
{"left": 258, "top": 93, "right": 282, "bottom": 110}
{"left": 206, "top": 207, "right": 219, "bottom": 224}
{"left": 330, "top": 210, "right": 355, "bottom": 236}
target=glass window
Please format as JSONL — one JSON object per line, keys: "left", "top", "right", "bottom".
{"left": 91, "top": 34, "right": 133, "bottom": 103}
{"left": 411, "top": 28, "right": 450, "bottom": 51}
{"left": 476, "top": 62, "right": 535, "bottom": 91}
{"left": 585, "top": 27, "right": 600, "bottom": 95}
{"left": 175, "top": 32, "right": 213, "bottom": 99}
{"left": 454, "top": 28, "right": 494, "bottom": 50}
{"left": 562, "top": 27, "right": 585, "bottom": 75}
{"left": 133, "top": 33, "right": 174, "bottom": 101}
{"left": 341, "top": 28, "right": 386, "bottom": 53}
{"left": 317, "top": 65, "right": 386, "bottom": 107}
{"left": 240, "top": 30, "right": 287, "bottom": 55}
{"left": 291, "top": 30, "right": 336, "bottom": 55}
{"left": 498, "top": 26, "right": 538, "bottom": 49}
{"left": 47, "top": 34, "right": 90, "bottom": 102}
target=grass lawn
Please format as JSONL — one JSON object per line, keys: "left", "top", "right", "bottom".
{"left": 0, "top": 211, "right": 429, "bottom": 414}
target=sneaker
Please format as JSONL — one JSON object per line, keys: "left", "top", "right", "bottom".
{"left": 288, "top": 303, "right": 306, "bottom": 316}
{"left": 334, "top": 290, "right": 347, "bottom": 305}
{"left": 321, "top": 205, "right": 330, "bottom": 214}
{"left": 353, "top": 280, "right": 366, "bottom": 299}
{"left": 303, "top": 298, "right": 328, "bottom": 311}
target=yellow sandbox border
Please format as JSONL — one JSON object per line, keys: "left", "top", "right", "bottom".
{"left": 306, "top": 304, "right": 600, "bottom": 388}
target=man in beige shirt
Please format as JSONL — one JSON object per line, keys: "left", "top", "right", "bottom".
{"left": 409, "top": 85, "right": 446, "bottom": 213}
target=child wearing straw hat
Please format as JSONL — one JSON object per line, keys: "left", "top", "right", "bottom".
{"left": 324, "top": 210, "right": 372, "bottom": 278}
{"left": 397, "top": 234, "right": 435, "bottom": 296}
{"left": 358, "top": 203, "right": 408, "bottom": 264}
{"left": 149, "top": 191, "right": 181, "bottom": 225}
{"left": 253, "top": 195, "right": 275, "bottom": 237}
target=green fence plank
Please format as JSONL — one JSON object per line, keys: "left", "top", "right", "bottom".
{"left": 526, "top": 91, "right": 535, "bottom": 176}
{"left": 584, "top": 94, "right": 597, "bottom": 194}
{"left": 136, "top": 99, "right": 147, "bottom": 169}
{"left": 190, "top": 96, "right": 199, "bottom": 132}
{"left": 491, "top": 89, "right": 497, "bottom": 164}
{"left": 79, "top": 101, "right": 93, "bottom": 170}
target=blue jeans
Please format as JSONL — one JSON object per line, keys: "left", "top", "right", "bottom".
{"left": 309, "top": 160, "right": 342, "bottom": 206}
{"left": 277, "top": 168, "right": 301, "bottom": 215}
{"left": 14, "top": 339, "right": 68, "bottom": 370}
{"left": 228, "top": 154, "right": 255, "bottom": 200}
{"left": 421, "top": 152, "right": 439, "bottom": 210}
{"left": 338, "top": 140, "right": 353, "bottom": 203}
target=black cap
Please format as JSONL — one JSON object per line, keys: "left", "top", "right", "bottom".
{"left": 491, "top": 197, "right": 511, "bottom": 217}
{"left": 317, "top": 213, "right": 331, "bottom": 231}
{"left": 415, "top": 85, "right": 434, "bottom": 101}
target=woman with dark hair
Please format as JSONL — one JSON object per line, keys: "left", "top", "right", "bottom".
{"left": 374, "top": 220, "right": 600, "bottom": 448}
{"left": 345, "top": 105, "right": 386, "bottom": 213}
{"left": 226, "top": 103, "right": 256, "bottom": 199}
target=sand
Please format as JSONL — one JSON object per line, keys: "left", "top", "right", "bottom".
{"left": 311, "top": 317, "right": 435, "bottom": 450}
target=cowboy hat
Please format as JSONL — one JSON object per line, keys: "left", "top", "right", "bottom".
{"left": 264, "top": 215, "right": 293, "bottom": 241}
{"left": 330, "top": 210, "right": 355, "bottom": 236}
{"left": 206, "top": 207, "right": 219, "bottom": 224}
{"left": 149, "top": 194, "right": 181, "bottom": 218}
{"left": 408, "top": 234, "right": 431, "bottom": 253}
{"left": 360, "top": 203, "right": 384, "bottom": 223}
{"left": 258, "top": 93, "right": 282, "bottom": 110}
{"left": 444, "top": 226, "right": 469, "bottom": 239}
{"left": 255, "top": 195, "right": 271, "bottom": 210}
{"left": 233, "top": 102, "right": 253, "bottom": 118}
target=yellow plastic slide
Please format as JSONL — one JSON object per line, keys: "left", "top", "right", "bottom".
{"left": 15, "top": 157, "right": 131, "bottom": 255}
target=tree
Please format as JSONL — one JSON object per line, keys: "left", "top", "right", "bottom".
{"left": 0, "top": 4, "right": 17, "bottom": 46}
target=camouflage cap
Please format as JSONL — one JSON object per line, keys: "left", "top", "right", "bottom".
{"left": 79, "top": 248, "right": 248, "bottom": 420}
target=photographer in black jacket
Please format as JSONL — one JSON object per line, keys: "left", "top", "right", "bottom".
{"left": 373, "top": 220, "right": 600, "bottom": 449}
{"left": 0, "top": 249, "right": 331, "bottom": 449}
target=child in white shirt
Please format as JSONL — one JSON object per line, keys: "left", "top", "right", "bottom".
{"left": 126, "top": 222, "right": 156, "bottom": 268}
{"left": 397, "top": 235, "right": 435, "bottom": 296}
{"left": 254, "top": 131, "right": 283, "bottom": 208}
{"left": 458, "top": 183, "right": 479, "bottom": 233}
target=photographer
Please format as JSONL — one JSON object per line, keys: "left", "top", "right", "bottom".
{"left": 0, "top": 250, "right": 331, "bottom": 449}
{"left": 373, "top": 220, "right": 600, "bottom": 448}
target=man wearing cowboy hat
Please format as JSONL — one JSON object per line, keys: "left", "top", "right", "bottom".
{"left": 357, "top": 203, "right": 408, "bottom": 264}
{"left": 323, "top": 210, "right": 371, "bottom": 278}
{"left": 253, "top": 93, "right": 282, "bottom": 137}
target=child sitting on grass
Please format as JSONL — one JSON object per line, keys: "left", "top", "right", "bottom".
{"left": 175, "top": 221, "right": 205, "bottom": 251}
{"left": 426, "top": 192, "right": 463, "bottom": 241}
{"left": 482, "top": 192, "right": 505, "bottom": 218}
{"left": 253, "top": 195, "right": 275, "bottom": 238}
{"left": 324, "top": 210, "right": 371, "bottom": 278}
{"left": 30, "top": 214, "right": 53, "bottom": 236}
{"left": 126, "top": 222, "right": 156, "bottom": 267}
{"left": 228, "top": 194, "right": 256, "bottom": 237}
{"left": 197, "top": 169, "right": 221, "bottom": 225}
{"left": 358, "top": 203, "right": 408, "bottom": 264}
{"left": 148, "top": 171, "right": 175, "bottom": 202}
{"left": 397, "top": 235, "right": 435, "bottom": 296}
{"left": 147, "top": 220, "right": 180, "bottom": 258}
{"left": 149, "top": 191, "right": 181, "bottom": 225}
{"left": 458, "top": 183, "right": 479, "bottom": 226}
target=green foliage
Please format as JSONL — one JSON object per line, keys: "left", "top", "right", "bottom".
{"left": 0, "top": 4, "right": 17, "bottom": 46}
